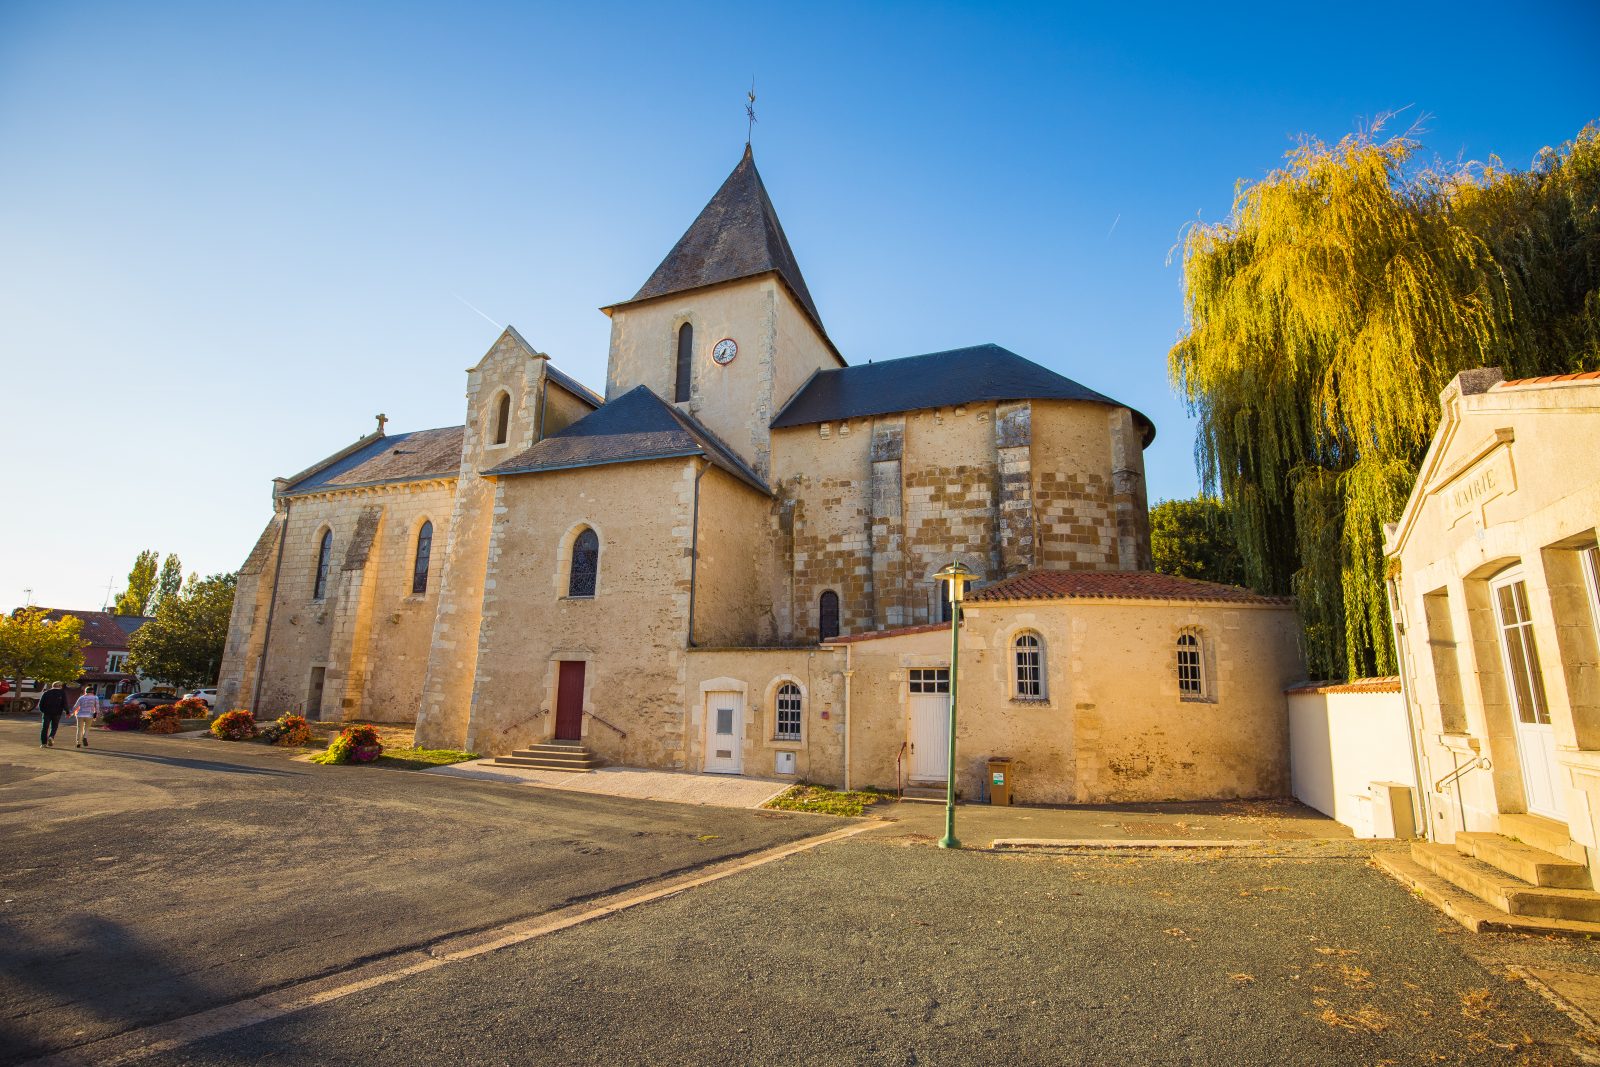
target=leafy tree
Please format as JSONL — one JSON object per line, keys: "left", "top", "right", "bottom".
{"left": 0, "top": 608, "right": 86, "bottom": 702}
{"left": 113, "top": 550, "right": 160, "bottom": 616}
{"left": 1171, "top": 120, "right": 1600, "bottom": 679}
{"left": 150, "top": 553, "right": 184, "bottom": 615}
{"left": 1150, "top": 497, "right": 1244, "bottom": 587}
{"left": 127, "top": 573, "right": 235, "bottom": 691}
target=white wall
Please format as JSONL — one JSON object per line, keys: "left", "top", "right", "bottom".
{"left": 1288, "top": 683, "right": 1416, "bottom": 837}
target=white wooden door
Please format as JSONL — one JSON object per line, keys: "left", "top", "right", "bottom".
{"left": 1492, "top": 572, "right": 1566, "bottom": 821}
{"left": 908, "top": 668, "right": 950, "bottom": 782}
{"left": 703, "top": 691, "right": 744, "bottom": 775}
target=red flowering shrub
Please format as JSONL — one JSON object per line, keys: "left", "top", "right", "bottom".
{"left": 274, "top": 714, "right": 312, "bottom": 747}
{"left": 210, "top": 709, "right": 258, "bottom": 741}
{"left": 311, "top": 723, "right": 384, "bottom": 764}
{"left": 173, "top": 697, "right": 209, "bottom": 718}
{"left": 145, "top": 704, "right": 184, "bottom": 734}
{"left": 102, "top": 702, "right": 144, "bottom": 731}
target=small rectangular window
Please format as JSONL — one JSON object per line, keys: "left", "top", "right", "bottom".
{"left": 909, "top": 668, "right": 950, "bottom": 694}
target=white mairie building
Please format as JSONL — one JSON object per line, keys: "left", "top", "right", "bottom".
{"left": 219, "top": 148, "right": 1305, "bottom": 802}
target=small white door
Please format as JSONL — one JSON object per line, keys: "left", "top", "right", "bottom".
{"left": 704, "top": 691, "right": 744, "bottom": 775}
{"left": 1492, "top": 572, "right": 1566, "bottom": 822}
{"left": 908, "top": 668, "right": 950, "bottom": 782}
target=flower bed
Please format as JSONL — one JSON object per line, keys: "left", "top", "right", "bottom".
{"left": 101, "top": 702, "right": 145, "bottom": 731}
{"left": 145, "top": 704, "right": 184, "bottom": 734}
{"left": 261, "top": 713, "right": 312, "bottom": 747}
{"left": 210, "top": 708, "right": 259, "bottom": 741}
{"left": 172, "top": 697, "right": 210, "bottom": 718}
{"left": 311, "top": 723, "right": 384, "bottom": 765}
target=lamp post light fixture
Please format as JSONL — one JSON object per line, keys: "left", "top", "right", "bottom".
{"left": 933, "top": 560, "right": 977, "bottom": 850}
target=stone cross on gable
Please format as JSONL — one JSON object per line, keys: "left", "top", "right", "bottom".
{"left": 376, "top": 413, "right": 388, "bottom": 436}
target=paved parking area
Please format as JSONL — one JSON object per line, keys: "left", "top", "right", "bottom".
{"left": 0, "top": 722, "right": 832, "bottom": 1063}
{"left": 430, "top": 759, "right": 792, "bottom": 808}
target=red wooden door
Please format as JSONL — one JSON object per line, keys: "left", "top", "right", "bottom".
{"left": 554, "top": 661, "right": 585, "bottom": 741}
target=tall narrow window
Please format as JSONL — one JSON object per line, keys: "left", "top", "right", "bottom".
{"left": 1014, "top": 631, "right": 1045, "bottom": 699}
{"left": 569, "top": 528, "right": 599, "bottom": 598}
{"left": 412, "top": 521, "right": 433, "bottom": 595}
{"left": 674, "top": 323, "right": 693, "bottom": 403}
{"left": 313, "top": 530, "right": 333, "bottom": 601}
{"left": 1583, "top": 546, "right": 1600, "bottom": 649}
{"left": 492, "top": 393, "right": 510, "bottom": 445}
{"left": 1493, "top": 574, "right": 1550, "bottom": 726}
{"left": 1177, "top": 631, "right": 1204, "bottom": 698}
{"left": 818, "top": 590, "right": 840, "bottom": 641}
{"left": 775, "top": 683, "right": 802, "bottom": 741}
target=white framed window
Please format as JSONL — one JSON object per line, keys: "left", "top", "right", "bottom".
{"left": 1177, "top": 631, "right": 1206, "bottom": 699}
{"left": 106, "top": 652, "right": 128, "bottom": 673}
{"left": 1491, "top": 568, "right": 1551, "bottom": 726}
{"left": 1013, "top": 631, "right": 1045, "bottom": 700}
{"left": 775, "top": 682, "right": 802, "bottom": 741}
{"left": 1581, "top": 545, "right": 1600, "bottom": 650}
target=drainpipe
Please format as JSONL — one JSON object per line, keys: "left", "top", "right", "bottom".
{"left": 842, "top": 644, "right": 854, "bottom": 790}
{"left": 251, "top": 495, "right": 292, "bottom": 713}
{"left": 686, "top": 460, "right": 709, "bottom": 648}
{"left": 1386, "top": 575, "right": 1431, "bottom": 839}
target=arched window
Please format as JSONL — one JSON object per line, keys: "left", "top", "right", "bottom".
{"left": 818, "top": 590, "right": 840, "bottom": 641}
{"left": 775, "top": 682, "right": 802, "bottom": 741}
{"left": 1177, "top": 631, "right": 1205, "bottom": 698}
{"left": 412, "top": 521, "right": 433, "bottom": 595}
{"left": 313, "top": 530, "right": 333, "bottom": 601}
{"left": 492, "top": 393, "right": 511, "bottom": 445}
{"left": 568, "top": 528, "right": 599, "bottom": 598}
{"left": 674, "top": 322, "right": 694, "bottom": 403}
{"left": 1013, "top": 631, "right": 1045, "bottom": 699}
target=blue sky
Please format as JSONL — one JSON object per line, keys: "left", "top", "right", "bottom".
{"left": 2, "top": 0, "right": 1596, "bottom": 611}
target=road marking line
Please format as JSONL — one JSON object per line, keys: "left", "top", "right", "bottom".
{"left": 19, "top": 821, "right": 878, "bottom": 1067}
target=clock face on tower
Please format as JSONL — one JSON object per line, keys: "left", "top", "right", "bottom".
{"left": 712, "top": 338, "right": 738, "bottom": 366}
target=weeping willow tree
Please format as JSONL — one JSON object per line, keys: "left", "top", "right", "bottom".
{"left": 1172, "top": 120, "right": 1600, "bottom": 679}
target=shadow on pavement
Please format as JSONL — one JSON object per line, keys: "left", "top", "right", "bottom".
{"left": 0, "top": 912, "right": 225, "bottom": 1062}
{"left": 81, "top": 749, "right": 305, "bottom": 777}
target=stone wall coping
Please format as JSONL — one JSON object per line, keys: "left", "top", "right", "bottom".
{"left": 1283, "top": 677, "right": 1402, "bottom": 695}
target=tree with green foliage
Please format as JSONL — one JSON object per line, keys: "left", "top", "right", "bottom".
{"left": 0, "top": 608, "right": 86, "bottom": 704}
{"left": 1150, "top": 497, "right": 1244, "bottom": 587}
{"left": 127, "top": 573, "right": 235, "bottom": 691}
{"left": 1171, "top": 119, "right": 1600, "bottom": 679}
{"left": 113, "top": 550, "right": 160, "bottom": 616}
{"left": 149, "top": 553, "right": 184, "bottom": 615}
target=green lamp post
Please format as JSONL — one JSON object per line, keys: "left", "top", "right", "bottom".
{"left": 934, "top": 560, "right": 976, "bottom": 850}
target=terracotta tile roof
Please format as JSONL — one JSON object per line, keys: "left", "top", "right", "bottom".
{"left": 284, "top": 426, "right": 464, "bottom": 495}
{"left": 1284, "top": 677, "right": 1401, "bottom": 695}
{"left": 1497, "top": 369, "right": 1600, "bottom": 388}
{"left": 37, "top": 609, "right": 149, "bottom": 649}
{"left": 965, "top": 570, "right": 1292, "bottom": 606}
{"left": 822, "top": 623, "right": 949, "bottom": 645}
{"left": 770, "top": 343, "right": 1155, "bottom": 446}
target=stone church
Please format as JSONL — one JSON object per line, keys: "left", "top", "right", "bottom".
{"left": 219, "top": 147, "right": 1304, "bottom": 803}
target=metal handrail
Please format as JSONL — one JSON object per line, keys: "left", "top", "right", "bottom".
{"left": 585, "top": 711, "right": 627, "bottom": 738}
{"left": 896, "top": 741, "right": 908, "bottom": 798}
{"left": 1434, "top": 756, "right": 1491, "bottom": 794}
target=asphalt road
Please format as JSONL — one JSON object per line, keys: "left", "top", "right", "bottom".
{"left": 145, "top": 830, "right": 1593, "bottom": 1066}
{"left": 0, "top": 721, "right": 833, "bottom": 1063}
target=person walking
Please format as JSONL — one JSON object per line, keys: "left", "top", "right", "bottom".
{"left": 70, "top": 687, "right": 99, "bottom": 748}
{"left": 38, "top": 682, "right": 66, "bottom": 748}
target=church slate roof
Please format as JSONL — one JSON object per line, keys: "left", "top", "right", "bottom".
{"left": 484, "top": 385, "right": 770, "bottom": 494}
{"left": 283, "top": 426, "right": 465, "bottom": 495}
{"left": 605, "top": 146, "right": 828, "bottom": 339}
{"left": 769, "top": 343, "right": 1156, "bottom": 445}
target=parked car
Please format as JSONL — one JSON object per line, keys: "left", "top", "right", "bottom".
{"left": 183, "top": 688, "right": 218, "bottom": 709}
{"left": 121, "top": 692, "right": 178, "bottom": 711}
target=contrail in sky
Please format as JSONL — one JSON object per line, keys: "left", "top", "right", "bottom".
{"left": 454, "top": 293, "right": 503, "bottom": 330}
{"left": 1107, "top": 213, "right": 1121, "bottom": 238}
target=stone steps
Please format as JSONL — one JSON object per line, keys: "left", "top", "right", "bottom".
{"left": 1374, "top": 826, "right": 1600, "bottom": 937}
{"left": 494, "top": 742, "right": 601, "bottom": 773}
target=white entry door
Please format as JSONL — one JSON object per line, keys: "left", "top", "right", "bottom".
{"left": 908, "top": 668, "right": 950, "bottom": 782}
{"left": 1492, "top": 572, "right": 1566, "bottom": 822}
{"left": 704, "top": 691, "right": 744, "bottom": 775}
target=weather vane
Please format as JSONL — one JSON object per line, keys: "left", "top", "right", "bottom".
{"left": 746, "top": 78, "right": 757, "bottom": 145}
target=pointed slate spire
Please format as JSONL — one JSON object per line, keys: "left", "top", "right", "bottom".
{"left": 610, "top": 146, "right": 826, "bottom": 333}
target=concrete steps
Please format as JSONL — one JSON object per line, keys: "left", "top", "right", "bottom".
{"left": 1374, "top": 826, "right": 1600, "bottom": 937}
{"left": 901, "top": 784, "right": 952, "bottom": 804}
{"left": 494, "top": 741, "right": 601, "bottom": 773}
